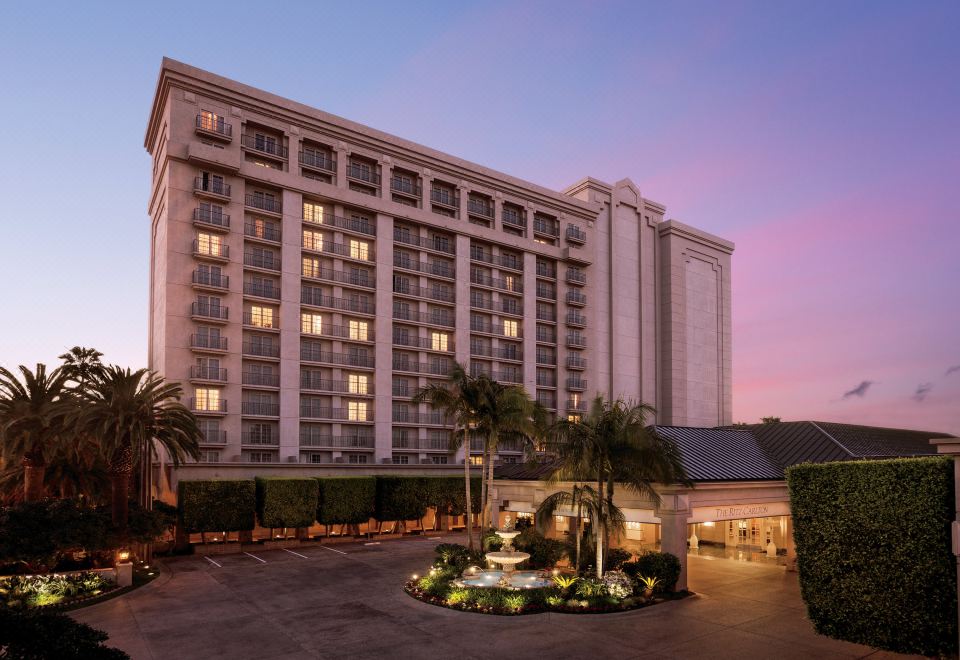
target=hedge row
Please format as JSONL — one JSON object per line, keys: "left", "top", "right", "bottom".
{"left": 179, "top": 476, "right": 482, "bottom": 533}
{"left": 786, "top": 457, "right": 956, "bottom": 656}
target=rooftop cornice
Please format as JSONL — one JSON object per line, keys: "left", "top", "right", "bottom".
{"left": 658, "top": 219, "right": 735, "bottom": 253}
{"left": 146, "top": 57, "right": 598, "bottom": 219}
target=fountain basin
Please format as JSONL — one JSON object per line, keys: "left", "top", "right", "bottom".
{"left": 455, "top": 569, "right": 554, "bottom": 589}
{"left": 484, "top": 551, "right": 529, "bottom": 566}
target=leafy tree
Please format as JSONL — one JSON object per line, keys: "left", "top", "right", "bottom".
{"left": 59, "top": 346, "right": 105, "bottom": 387}
{"left": 0, "top": 608, "right": 129, "bottom": 659}
{"left": 760, "top": 416, "right": 782, "bottom": 424}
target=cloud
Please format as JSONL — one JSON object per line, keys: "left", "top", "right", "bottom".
{"left": 912, "top": 383, "right": 933, "bottom": 402}
{"left": 842, "top": 381, "right": 874, "bottom": 399}
{"left": 946, "top": 365, "right": 960, "bottom": 376}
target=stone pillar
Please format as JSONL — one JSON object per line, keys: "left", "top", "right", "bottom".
{"left": 374, "top": 214, "right": 395, "bottom": 464}
{"left": 335, "top": 145, "right": 348, "bottom": 188}
{"left": 656, "top": 492, "right": 690, "bottom": 591}
{"left": 784, "top": 516, "right": 798, "bottom": 571}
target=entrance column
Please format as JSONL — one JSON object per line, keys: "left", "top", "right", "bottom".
{"left": 784, "top": 516, "right": 798, "bottom": 571}
{"left": 656, "top": 491, "right": 691, "bottom": 591}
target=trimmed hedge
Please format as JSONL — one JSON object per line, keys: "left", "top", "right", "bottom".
{"left": 178, "top": 480, "right": 256, "bottom": 533}
{"left": 256, "top": 478, "right": 318, "bottom": 529}
{"left": 316, "top": 477, "right": 376, "bottom": 525}
{"left": 787, "top": 457, "right": 956, "bottom": 656}
{"left": 375, "top": 476, "right": 430, "bottom": 521}
{"left": 424, "top": 476, "right": 482, "bottom": 516}
{"left": 622, "top": 551, "right": 681, "bottom": 594}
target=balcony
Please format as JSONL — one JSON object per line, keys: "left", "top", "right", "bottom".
{"left": 502, "top": 209, "right": 525, "bottom": 229}
{"left": 194, "top": 177, "right": 230, "bottom": 199}
{"left": 300, "top": 346, "right": 375, "bottom": 369}
{"left": 199, "top": 429, "right": 227, "bottom": 445}
{"left": 566, "top": 225, "right": 587, "bottom": 244}
{"left": 241, "top": 432, "right": 279, "bottom": 446}
{"left": 195, "top": 114, "right": 232, "bottom": 140}
{"left": 536, "top": 262, "right": 557, "bottom": 278}
{"left": 393, "top": 281, "right": 455, "bottom": 304}
{"left": 392, "top": 358, "right": 453, "bottom": 377}
{"left": 303, "top": 323, "right": 375, "bottom": 343}
{"left": 469, "top": 366, "right": 522, "bottom": 384}
{"left": 390, "top": 177, "right": 422, "bottom": 198}
{"left": 300, "top": 404, "right": 374, "bottom": 422}
{"left": 241, "top": 134, "right": 288, "bottom": 160}
{"left": 566, "top": 355, "right": 587, "bottom": 370}
{"left": 393, "top": 254, "right": 455, "bottom": 279}
{"left": 535, "top": 327, "right": 557, "bottom": 342}
{"left": 536, "top": 374, "right": 557, "bottom": 387}
{"left": 392, "top": 306, "right": 455, "bottom": 328}
{"left": 193, "top": 207, "right": 230, "bottom": 230}
{"left": 392, "top": 437, "right": 450, "bottom": 452}
{"left": 304, "top": 266, "right": 375, "bottom": 289}
{"left": 301, "top": 288, "right": 374, "bottom": 315}
{"left": 243, "top": 371, "right": 280, "bottom": 387}
{"left": 470, "top": 271, "right": 523, "bottom": 294}
{"left": 467, "top": 198, "right": 494, "bottom": 219}
{"left": 302, "top": 238, "right": 375, "bottom": 263}
{"left": 536, "top": 285, "right": 556, "bottom": 300}
{"left": 533, "top": 218, "right": 560, "bottom": 237}
{"left": 392, "top": 333, "right": 454, "bottom": 352}
{"left": 243, "top": 281, "right": 281, "bottom": 300}
{"left": 300, "top": 375, "right": 373, "bottom": 395}
{"left": 392, "top": 229, "right": 456, "bottom": 255}
{"left": 346, "top": 163, "right": 380, "bottom": 186}
{"left": 566, "top": 399, "right": 587, "bottom": 412}
{"left": 392, "top": 410, "right": 448, "bottom": 426}
{"left": 243, "top": 251, "right": 281, "bottom": 272}
{"left": 430, "top": 188, "right": 459, "bottom": 209}
{"left": 241, "top": 401, "right": 279, "bottom": 417}
{"left": 245, "top": 194, "right": 282, "bottom": 215}
{"left": 191, "top": 270, "right": 229, "bottom": 291}
{"left": 470, "top": 344, "right": 523, "bottom": 361}
{"left": 536, "top": 398, "right": 556, "bottom": 411}
{"left": 536, "top": 352, "right": 556, "bottom": 365}
{"left": 566, "top": 312, "right": 587, "bottom": 328}
{"left": 536, "top": 308, "right": 557, "bottom": 323}
{"left": 192, "top": 240, "right": 229, "bottom": 261}
{"left": 566, "top": 334, "right": 587, "bottom": 348}
{"left": 566, "top": 290, "right": 587, "bottom": 306}
{"left": 191, "top": 302, "right": 228, "bottom": 322}
{"left": 299, "top": 433, "right": 375, "bottom": 449}
{"left": 469, "top": 249, "right": 523, "bottom": 272}
{"left": 566, "top": 269, "right": 587, "bottom": 286}
{"left": 304, "top": 212, "right": 376, "bottom": 236}
{"left": 242, "top": 341, "right": 280, "bottom": 358}
{"left": 566, "top": 377, "right": 588, "bottom": 392}
{"left": 244, "top": 221, "right": 281, "bottom": 243}
{"left": 469, "top": 319, "right": 522, "bottom": 339}
{"left": 243, "top": 312, "right": 278, "bottom": 331}
{"left": 190, "top": 334, "right": 228, "bottom": 352}
{"left": 299, "top": 150, "right": 336, "bottom": 173}
{"left": 191, "top": 398, "right": 227, "bottom": 414}
{"left": 190, "top": 366, "right": 227, "bottom": 382}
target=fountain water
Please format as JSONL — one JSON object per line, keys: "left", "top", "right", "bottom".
{"left": 455, "top": 515, "right": 554, "bottom": 589}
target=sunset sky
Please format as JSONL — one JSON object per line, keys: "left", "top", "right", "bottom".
{"left": 1, "top": 1, "right": 957, "bottom": 433}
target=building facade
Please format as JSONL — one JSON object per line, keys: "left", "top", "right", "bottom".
{"left": 145, "top": 58, "right": 734, "bottom": 476}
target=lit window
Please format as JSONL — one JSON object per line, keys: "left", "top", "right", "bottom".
{"left": 303, "top": 201, "right": 324, "bottom": 224}
{"left": 503, "top": 319, "right": 518, "bottom": 338}
{"left": 469, "top": 455, "right": 483, "bottom": 466}
{"left": 348, "top": 401, "right": 368, "bottom": 421}
{"left": 197, "top": 232, "right": 223, "bottom": 257}
{"left": 431, "top": 332, "right": 448, "bottom": 352}
{"left": 504, "top": 275, "right": 515, "bottom": 291}
{"left": 301, "top": 313, "right": 322, "bottom": 335}
{"left": 349, "top": 320, "right": 368, "bottom": 341}
{"left": 567, "top": 414, "right": 581, "bottom": 423}
{"left": 252, "top": 218, "right": 266, "bottom": 238}
{"left": 250, "top": 306, "right": 274, "bottom": 328}
{"left": 350, "top": 239, "right": 369, "bottom": 261}
{"left": 199, "top": 110, "right": 220, "bottom": 131}
{"left": 195, "top": 388, "right": 220, "bottom": 411}
{"left": 303, "top": 229, "right": 324, "bottom": 251}
{"left": 348, "top": 374, "right": 368, "bottom": 395}
{"left": 302, "top": 257, "right": 321, "bottom": 278}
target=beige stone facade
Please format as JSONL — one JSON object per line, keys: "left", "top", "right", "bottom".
{"left": 145, "top": 58, "right": 733, "bottom": 477}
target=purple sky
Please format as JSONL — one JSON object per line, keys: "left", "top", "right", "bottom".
{"left": 0, "top": 1, "right": 957, "bottom": 433}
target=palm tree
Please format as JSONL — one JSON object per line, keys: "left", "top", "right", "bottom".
{"left": 58, "top": 347, "right": 104, "bottom": 387}
{"left": 536, "top": 482, "right": 589, "bottom": 570}
{"left": 0, "top": 364, "right": 74, "bottom": 502}
{"left": 76, "top": 367, "right": 202, "bottom": 528}
{"left": 547, "top": 396, "right": 690, "bottom": 577}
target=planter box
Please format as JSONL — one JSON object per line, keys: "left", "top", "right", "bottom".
{"left": 194, "top": 542, "right": 243, "bottom": 555}
{"left": 258, "top": 539, "right": 301, "bottom": 550}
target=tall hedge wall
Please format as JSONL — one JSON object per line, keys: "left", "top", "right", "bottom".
{"left": 375, "top": 476, "right": 430, "bottom": 521}
{"left": 316, "top": 477, "right": 376, "bottom": 525}
{"left": 256, "top": 478, "right": 318, "bottom": 529}
{"left": 179, "top": 480, "right": 256, "bottom": 533}
{"left": 424, "top": 476, "right": 482, "bottom": 515}
{"left": 786, "top": 457, "right": 956, "bottom": 656}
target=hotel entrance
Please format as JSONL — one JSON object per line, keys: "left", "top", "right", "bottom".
{"left": 688, "top": 514, "right": 792, "bottom": 565}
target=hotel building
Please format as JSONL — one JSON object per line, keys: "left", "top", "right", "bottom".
{"left": 145, "top": 58, "right": 733, "bottom": 476}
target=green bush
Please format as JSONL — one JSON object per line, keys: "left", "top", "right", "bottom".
{"left": 375, "top": 476, "right": 429, "bottom": 521}
{"left": 0, "top": 571, "right": 112, "bottom": 609}
{"left": 178, "top": 480, "right": 255, "bottom": 534}
{"left": 514, "top": 528, "right": 567, "bottom": 568}
{"left": 787, "top": 457, "right": 956, "bottom": 656}
{"left": 255, "top": 478, "right": 317, "bottom": 529}
{"left": 316, "top": 477, "right": 376, "bottom": 526}
{"left": 424, "top": 476, "right": 481, "bottom": 516}
{"left": 434, "top": 543, "right": 484, "bottom": 571}
{"left": 0, "top": 608, "right": 129, "bottom": 659}
{"left": 622, "top": 551, "right": 681, "bottom": 593}
{"left": 605, "top": 547, "right": 632, "bottom": 571}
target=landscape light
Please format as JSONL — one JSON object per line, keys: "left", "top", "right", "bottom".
{"left": 412, "top": 574, "right": 418, "bottom": 580}
{"left": 117, "top": 550, "right": 131, "bottom": 562}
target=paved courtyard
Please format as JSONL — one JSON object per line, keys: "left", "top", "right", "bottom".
{"left": 73, "top": 538, "right": 916, "bottom": 659}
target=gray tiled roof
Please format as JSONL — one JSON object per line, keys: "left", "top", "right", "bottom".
{"left": 651, "top": 426, "right": 782, "bottom": 481}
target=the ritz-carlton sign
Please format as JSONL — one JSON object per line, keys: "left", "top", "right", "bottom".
{"left": 713, "top": 505, "right": 770, "bottom": 519}
{"left": 688, "top": 501, "right": 791, "bottom": 523}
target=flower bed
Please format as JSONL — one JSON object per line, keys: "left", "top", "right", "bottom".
{"left": 0, "top": 571, "right": 116, "bottom": 609}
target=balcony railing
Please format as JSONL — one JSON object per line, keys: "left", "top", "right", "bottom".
{"left": 303, "top": 265, "right": 374, "bottom": 289}
{"left": 468, "top": 366, "right": 522, "bottom": 384}
{"left": 393, "top": 229, "right": 455, "bottom": 255}
{"left": 245, "top": 194, "right": 282, "bottom": 215}
{"left": 392, "top": 437, "right": 451, "bottom": 451}
{"left": 299, "top": 150, "right": 336, "bottom": 172}
{"left": 392, "top": 359, "right": 453, "bottom": 376}
{"left": 199, "top": 429, "right": 227, "bottom": 445}
{"left": 193, "top": 207, "right": 230, "bottom": 229}
{"left": 392, "top": 333, "right": 454, "bottom": 352}
{"left": 346, "top": 163, "right": 380, "bottom": 185}
{"left": 242, "top": 401, "right": 279, "bottom": 416}
{"left": 190, "top": 334, "right": 228, "bottom": 351}
{"left": 194, "top": 178, "right": 230, "bottom": 197}
{"left": 241, "top": 432, "right": 278, "bottom": 446}
{"left": 243, "top": 371, "right": 280, "bottom": 387}
{"left": 243, "top": 251, "right": 281, "bottom": 271}
{"left": 468, "top": 298, "right": 522, "bottom": 316}
{"left": 190, "top": 366, "right": 227, "bottom": 381}
{"left": 392, "top": 410, "right": 448, "bottom": 425}
{"left": 469, "top": 249, "right": 523, "bottom": 272}
{"left": 304, "top": 212, "right": 376, "bottom": 236}
{"left": 566, "top": 334, "right": 587, "bottom": 348}
{"left": 536, "top": 262, "right": 557, "bottom": 278}
{"left": 566, "top": 290, "right": 587, "bottom": 306}
{"left": 192, "top": 240, "right": 229, "bottom": 260}
{"left": 536, "top": 352, "right": 556, "bottom": 365}
{"left": 533, "top": 218, "right": 559, "bottom": 237}
{"left": 566, "top": 378, "right": 588, "bottom": 391}
{"left": 467, "top": 199, "right": 494, "bottom": 219}
{"left": 393, "top": 254, "right": 455, "bottom": 279}
{"left": 301, "top": 287, "right": 374, "bottom": 315}
{"left": 302, "top": 323, "right": 374, "bottom": 343}
{"left": 242, "top": 341, "right": 280, "bottom": 358}
{"left": 195, "top": 114, "right": 232, "bottom": 138}
{"left": 567, "top": 355, "right": 587, "bottom": 370}
{"left": 470, "top": 344, "right": 523, "bottom": 361}
{"left": 566, "top": 313, "right": 587, "bottom": 328}
{"left": 241, "top": 135, "right": 288, "bottom": 159}
{"left": 191, "top": 398, "right": 227, "bottom": 413}
{"left": 244, "top": 221, "right": 281, "bottom": 242}
{"left": 536, "top": 399, "right": 556, "bottom": 410}
{"left": 430, "top": 188, "right": 459, "bottom": 208}
{"left": 536, "top": 374, "right": 557, "bottom": 387}
{"left": 536, "top": 309, "right": 557, "bottom": 323}
{"left": 393, "top": 281, "right": 455, "bottom": 303}
{"left": 299, "top": 433, "right": 375, "bottom": 449}
{"left": 300, "top": 346, "right": 374, "bottom": 368}
{"left": 392, "top": 306, "right": 455, "bottom": 328}
{"left": 243, "top": 313, "right": 278, "bottom": 330}
{"left": 470, "top": 271, "right": 523, "bottom": 293}
{"left": 469, "top": 320, "right": 522, "bottom": 339}
{"left": 302, "top": 239, "right": 375, "bottom": 262}
{"left": 566, "top": 400, "right": 587, "bottom": 412}
{"left": 390, "top": 178, "right": 422, "bottom": 197}
{"left": 536, "top": 285, "right": 556, "bottom": 300}
{"left": 300, "top": 376, "right": 373, "bottom": 395}
{"left": 502, "top": 209, "right": 524, "bottom": 228}
{"left": 566, "top": 269, "right": 586, "bottom": 285}
{"left": 300, "top": 405, "right": 374, "bottom": 422}
{"left": 192, "top": 271, "right": 229, "bottom": 289}
{"left": 566, "top": 225, "right": 587, "bottom": 243}
{"left": 191, "top": 302, "right": 228, "bottom": 321}
{"left": 243, "top": 282, "right": 280, "bottom": 300}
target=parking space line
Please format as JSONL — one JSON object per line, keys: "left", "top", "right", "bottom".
{"left": 319, "top": 545, "right": 348, "bottom": 555}
{"left": 244, "top": 552, "right": 267, "bottom": 564}
{"left": 203, "top": 556, "right": 222, "bottom": 568}
{"left": 283, "top": 548, "right": 309, "bottom": 559}
{"left": 363, "top": 542, "right": 381, "bottom": 546}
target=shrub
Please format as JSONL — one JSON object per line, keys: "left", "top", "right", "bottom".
{"left": 316, "top": 477, "right": 375, "bottom": 526}
{"left": 178, "top": 480, "right": 255, "bottom": 534}
{"left": 503, "top": 592, "right": 526, "bottom": 612}
{"left": 375, "top": 476, "right": 429, "bottom": 522}
{"left": 434, "top": 543, "right": 484, "bottom": 571}
{"left": 0, "top": 571, "right": 111, "bottom": 609}
{"left": 605, "top": 547, "right": 632, "bottom": 571}
{"left": 787, "top": 457, "right": 956, "bottom": 656}
{"left": 601, "top": 570, "right": 632, "bottom": 599}
{"left": 0, "top": 608, "right": 129, "bottom": 659}
{"left": 424, "top": 476, "right": 482, "bottom": 516}
{"left": 514, "top": 528, "right": 567, "bottom": 568}
{"left": 255, "top": 478, "right": 317, "bottom": 529}
{"left": 575, "top": 577, "right": 605, "bottom": 598}
{"left": 446, "top": 588, "right": 470, "bottom": 605}
{"left": 622, "top": 551, "right": 681, "bottom": 594}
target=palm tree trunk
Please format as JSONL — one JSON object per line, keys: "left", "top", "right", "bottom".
{"left": 110, "top": 444, "right": 134, "bottom": 530}
{"left": 597, "top": 472, "right": 605, "bottom": 578}
{"left": 463, "top": 432, "right": 474, "bottom": 550}
{"left": 22, "top": 453, "right": 45, "bottom": 502}
{"left": 479, "top": 442, "right": 489, "bottom": 530}
{"left": 485, "top": 433, "right": 497, "bottom": 530}
{"left": 574, "top": 495, "right": 582, "bottom": 573}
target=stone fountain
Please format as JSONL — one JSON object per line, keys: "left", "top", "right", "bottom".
{"left": 484, "top": 515, "right": 531, "bottom": 587}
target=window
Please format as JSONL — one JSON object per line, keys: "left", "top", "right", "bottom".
{"left": 567, "top": 414, "right": 581, "bottom": 423}
{"left": 196, "top": 232, "right": 223, "bottom": 257}
{"left": 251, "top": 217, "right": 265, "bottom": 238}
{"left": 248, "top": 451, "right": 275, "bottom": 464}
{"left": 348, "top": 401, "right": 368, "bottom": 421}
{"left": 392, "top": 454, "right": 410, "bottom": 465}
{"left": 349, "top": 320, "right": 368, "bottom": 341}
{"left": 469, "top": 455, "right": 483, "bottom": 466}
{"left": 348, "top": 374, "right": 368, "bottom": 395}
{"left": 198, "top": 450, "right": 220, "bottom": 463}
{"left": 349, "top": 239, "right": 369, "bottom": 261}
{"left": 303, "top": 201, "right": 324, "bottom": 224}
{"left": 431, "top": 332, "right": 448, "bottom": 352}
{"left": 504, "top": 275, "right": 516, "bottom": 291}
{"left": 195, "top": 388, "right": 220, "bottom": 411}
{"left": 430, "top": 456, "right": 448, "bottom": 465}
{"left": 347, "top": 454, "right": 368, "bottom": 464}
{"left": 302, "top": 257, "right": 321, "bottom": 278}
{"left": 250, "top": 306, "right": 274, "bottom": 328}
{"left": 199, "top": 110, "right": 221, "bottom": 132}
{"left": 301, "top": 313, "right": 322, "bottom": 335}
{"left": 303, "top": 229, "right": 324, "bottom": 251}
{"left": 503, "top": 319, "right": 518, "bottom": 338}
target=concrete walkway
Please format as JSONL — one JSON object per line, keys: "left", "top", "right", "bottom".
{"left": 72, "top": 539, "right": 916, "bottom": 659}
